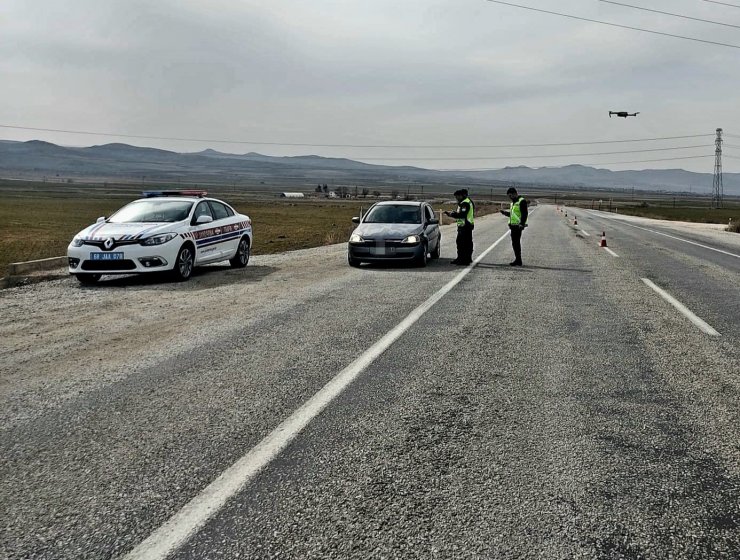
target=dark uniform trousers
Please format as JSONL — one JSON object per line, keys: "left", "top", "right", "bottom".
{"left": 509, "top": 224, "right": 523, "bottom": 263}
{"left": 457, "top": 225, "right": 474, "bottom": 264}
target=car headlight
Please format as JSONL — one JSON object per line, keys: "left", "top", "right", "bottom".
{"left": 401, "top": 235, "right": 421, "bottom": 244}
{"left": 71, "top": 237, "right": 85, "bottom": 247}
{"left": 349, "top": 233, "right": 364, "bottom": 243}
{"left": 141, "top": 233, "right": 177, "bottom": 246}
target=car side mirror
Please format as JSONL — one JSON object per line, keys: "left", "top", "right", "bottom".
{"left": 195, "top": 215, "right": 213, "bottom": 225}
{"left": 96, "top": 216, "right": 106, "bottom": 223}
{"left": 351, "top": 216, "right": 360, "bottom": 224}
{"left": 427, "top": 218, "right": 439, "bottom": 225}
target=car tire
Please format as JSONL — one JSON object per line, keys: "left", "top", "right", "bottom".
{"left": 415, "top": 242, "right": 428, "bottom": 267}
{"left": 230, "top": 236, "right": 250, "bottom": 268}
{"left": 431, "top": 236, "right": 441, "bottom": 259}
{"left": 75, "top": 273, "right": 101, "bottom": 285}
{"left": 348, "top": 254, "right": 361, "bottom": 268}
{"left": 171, "top": 243, "right": 195, "bottom": 281}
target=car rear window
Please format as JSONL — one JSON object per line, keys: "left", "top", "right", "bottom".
{"left": 208, "top": 201, "right": 231, "bottom": 220}
{"left": 364, "top": 205, "right": 421, "bottom": 224}
{"left": 108, "top": 200, "right": 193, "bottom": 223}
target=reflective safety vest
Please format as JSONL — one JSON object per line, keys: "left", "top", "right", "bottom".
{"left": 509, "top": 196, "right": 527, "bottom": 226}
{"left": 456, "top": 197, "right": 475, "bottom": 228}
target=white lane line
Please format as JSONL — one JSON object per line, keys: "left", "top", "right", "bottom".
{"left": 122, "top": 230, "right": 512, "bottom": 560}
{"left": 641, "top": 278, "right": 720, "bottom": 336}
{"left": 602, "top": 246, "right": 619, "bottom": 257}
{"left": 586, "top": 211, "right": 740, "bottom": 259}
{"left": 579, "top": 229, "right": 590, "bottom": 237}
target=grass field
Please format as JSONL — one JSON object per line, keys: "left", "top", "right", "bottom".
{"left": 613, "top": 205, "right": 739, "bottom": 226}
{"left": 0, "top": 184, "right": 500, "bottom": 274}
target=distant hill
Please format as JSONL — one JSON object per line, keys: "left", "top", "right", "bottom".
{"left": 466, "top": 164, "right": 734, "bottom": 194}
{"left": 0, "top": 139, "right": 737, "bottom": 195}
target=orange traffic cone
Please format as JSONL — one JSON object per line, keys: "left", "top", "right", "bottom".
{"left": 574, "top": 216, "right": 578, "bottom": 226}
{"left": 600, "top": 232, "right": 607, "bottom": 247}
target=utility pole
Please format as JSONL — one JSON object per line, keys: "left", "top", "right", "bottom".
{"left": 712, "top": 128, "right": 723, "bottom": 209}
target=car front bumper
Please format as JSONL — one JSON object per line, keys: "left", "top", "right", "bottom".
{"left": 67, "top": 241, "right": 180, "bottom": 275}
{"left": 348, "top": 242, "right": 424, "bottom": 262}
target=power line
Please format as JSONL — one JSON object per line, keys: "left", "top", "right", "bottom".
{"left": 0, "top": 123, "right": 715, "bottom": 149}
{"left": 703, "top": 0, "right": 740, "bottom": 9}
{"left": 437, "top": 154, "right": 713, "bottom": 170}
{"left": 354, "top": 145, "right": 711, "bottom": 161}
{"left": 600, "top": 0, "right": 740, "bottom": 29}
{"left": 484, "top": 0, "right": 740, "bottom": 49}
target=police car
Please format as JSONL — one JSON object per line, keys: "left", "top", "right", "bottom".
{"left": 67, "top": 191, "right": 252, "bottom": 284}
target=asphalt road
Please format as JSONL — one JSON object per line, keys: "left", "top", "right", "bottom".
{"left": 1, "top": 206, "right": 738, "bottom": 559}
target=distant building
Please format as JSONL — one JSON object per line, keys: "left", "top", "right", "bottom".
{"left": 279, "top": 192, "right": 305, "bottom": 198}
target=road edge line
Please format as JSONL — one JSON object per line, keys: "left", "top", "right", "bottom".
{"left": 586, "top": 211, "right": 740, "bottom": 259}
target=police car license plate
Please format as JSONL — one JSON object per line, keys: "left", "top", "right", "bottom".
{"left": 91, "top": 252, "right": 123, "bottom": 260}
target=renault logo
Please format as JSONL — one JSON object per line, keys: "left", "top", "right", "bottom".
{"left": 104, "top": 238, "right": 115, "bottom": 250}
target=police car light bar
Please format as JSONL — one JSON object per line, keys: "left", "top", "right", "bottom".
{"left": 142, "top": 190, "right": 208, "bottom": 198}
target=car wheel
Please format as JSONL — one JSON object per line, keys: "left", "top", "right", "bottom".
{"left": 415, "top": 242, "right": 428, "bottom": 267}
{"left": 230, "top": 236, "right": 250, "bottom": 268}
{"left": 75, "top": 273, "right": 101, "bottom": 285}
{"left": 431, "top": 236, "right": 441, "bottom": 259}
{"left": 171, "top": 244, "right": 195, "bottom": 281}
{"left": 348, "top": 254, "right": 361, "bottom": 268}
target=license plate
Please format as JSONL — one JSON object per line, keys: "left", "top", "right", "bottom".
{"left": 91, "top": 252, "right": 123, "bottom": 261}
{"left": 373, "top": 247, "right": 394, "bottom": 256}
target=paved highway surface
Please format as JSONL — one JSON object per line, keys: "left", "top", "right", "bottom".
{"left": 1, "top": 206, "right": 738, "bottom": 559}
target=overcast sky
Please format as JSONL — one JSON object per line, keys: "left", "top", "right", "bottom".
{"left": 1, "top": 0, "right": 737, "bottom": 172}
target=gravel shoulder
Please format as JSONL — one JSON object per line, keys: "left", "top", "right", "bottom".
{"left": 0, "top": 227, "right": 460, "bottom": 428}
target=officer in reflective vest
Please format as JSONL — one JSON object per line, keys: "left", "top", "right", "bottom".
{"left": 500, "top": 187, "right": 528, "bottom": 266}
{"left": 444, "top": 189, "right": 475, "bottom": 265}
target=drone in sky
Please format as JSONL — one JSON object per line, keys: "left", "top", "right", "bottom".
{"left": 609, "top": 111, "right": 640, "bottom": 118}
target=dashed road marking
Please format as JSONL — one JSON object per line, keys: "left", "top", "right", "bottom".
{"left": 603, "top": 247, "right": 619, "bottom": 257}
{"left": 121, "top": 230, "right": 513, "bottom": 560}
{"left": 642, "top": 278, "right": 720, "bottom": 336}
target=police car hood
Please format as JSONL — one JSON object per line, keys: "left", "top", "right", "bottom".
{"left": 354, "top": 222, "right": 422, "bottom": 239}
{"left": 79, "top": 221, "right": 179, "bottom": 241}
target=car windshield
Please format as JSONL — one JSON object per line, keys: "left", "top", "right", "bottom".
{"left": 363, "top": 205, "right": 421, "bottom": 224}
{"left": 108, "top": 200, "right": 193, "bottom": 223}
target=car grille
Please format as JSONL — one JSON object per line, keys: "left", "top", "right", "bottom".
{"left": 361, "top": 238, "right": 407, "bottom": 247}
{"left": 83, "top": 239, "right": 142, "bottom": 250}
{"left": 80, "top": 259, "right": 137, "bottom": 271}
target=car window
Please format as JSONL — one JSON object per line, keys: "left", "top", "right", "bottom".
{"left": 363, "top": 205, "right": 421, "bottom": 224}
{"left": 108, "top": 200, "right": 193, "bottom": 223}
{"left": 193, "top": 201, "right": 213, "bottom": 221}
{"left": 208, "top": 201, "right": 230, "bottom": 221}
{"left": 425, "top": 206, "right": 435, "bottom": 222}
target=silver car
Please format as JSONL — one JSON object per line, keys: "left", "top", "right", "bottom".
{"left": 347, "top": 201, "right": 441, "bottom": 267}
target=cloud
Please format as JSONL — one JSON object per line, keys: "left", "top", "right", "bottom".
{"left": 0, "top": 0, "right": 736, "bottom": 171}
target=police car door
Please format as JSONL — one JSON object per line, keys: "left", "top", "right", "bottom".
{"left": 191, "top": 200, "right": 220, "bottom": 263}
{"left": 207, "top": 200, "right": 240, "bottom": 259}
